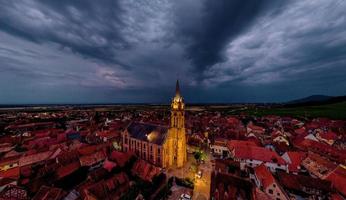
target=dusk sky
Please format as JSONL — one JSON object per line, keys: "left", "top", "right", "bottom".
{"left": 0, "top": 0, "right": 345, "bottom": 104}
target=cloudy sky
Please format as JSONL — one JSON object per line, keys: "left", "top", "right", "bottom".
{"left": 0, "top": 0, "right": 345, "bottom": 104}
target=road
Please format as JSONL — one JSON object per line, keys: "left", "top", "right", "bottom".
{"left": 166, "top": 147, "right": 212, "bottom": 200}
{"left": 192, "top": 151, "right": 212, "bottom": 200}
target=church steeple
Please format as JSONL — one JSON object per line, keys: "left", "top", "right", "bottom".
{"left": 164, "top": 80, "right": 187, "bottom": 168}
{"left": 175, "top": 79, "right": 180, "bottom": 96}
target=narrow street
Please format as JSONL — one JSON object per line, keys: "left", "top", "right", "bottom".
{"left": 192, "top": 151, "right": 211, "bottom": 200}
{"left": 165, "top": 147, "right": 212, "bottom": 200}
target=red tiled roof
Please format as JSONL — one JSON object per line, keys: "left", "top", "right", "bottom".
{"left": 0, "top": 155, "right": 20, "bottom": 167}
{"left": 253, "top": 188, "right": 271, "bottom": 200}
{"left": 79, "top": 151, "right": 106, "bottom": 167}
{"left": 277, "top": 171, "right": 331, "bottom": 193}
{"left": 110, "top": 151, "right": 133, "bottom": 168}
{"left": 0, "top": 184, "right": 27, "bottom": 200}
{"left": 0, "top": 167, "right": 20, "bottom": 179}
{"left": 103, "top": 159, "right": 117, "bottom": 172}
{"left": 319, "top": 131, "right": 338, "bottom": 141}
{"left": 228, "top": 140, "right": 258, "bottom": 149}
{"left": 86, "top": 172, "right": 129, "bottom": 199}
{"left": 294, "top": 139, "right": 346, "bottom": 164}
{"left": 326, "top": 166, "right": 346, "bottom": 196}
{"left": 32, "top": 185, "right": 64, "bottom": 200}
{"left": 19, "top": 151, "right": 52, "bottom": 167}
{"left": 96, "top": 130, "right": 119, "bottom": 139}
{"left": 285, "top": 151, "right": 307, "bottom": 172}
{"left": 294, "top": 127, "right": 306, "bottom": 135}
{"left": 56, "top": 161, "right": 80, "bottom": 179}
{"left": 247, "top": 123, "right": 265, "bottom": 132}
{"left": 254, "top": 164, "right": 275, "bottom": 189}
{"left": 77, "top": 143, "right": 109, "bottom": 156}
{"left": 131, "top": 159, "right": 160, "bottom": 182}
{"left": 229, "top": 141, "right": 285, "bottom": 165}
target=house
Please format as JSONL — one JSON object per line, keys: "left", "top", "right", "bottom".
{"left": 210, "top": 138, "right": 229, "bottom": 158}
{"left": 210, "top": 171, "right": 255, "bottom": 200}
{"left": 32, "top": 185, "right": 64, "bottom": 200}
{"left": 109, "top": 151, "right": 133, "bottom": 168}
{"left": 301, "top": 152, "right": 337, "bottom": 179}
{"left": 277, "top": 171, "right": 332, "bottom": 198}
{"left": 56, "top": 161, "right": 81, "bottom": 180}
{"left": 0, "top": 178, "right": 17, "bottom": 192}
{"left": 0, "top": 167, "right": 20, "bottom": 179}
{"left": 0, "top": 156, "right": 20, "bottom": 172}
{"left": 96, "top": 130, "right": 119, "bottom": 142}
{"left": 247, "top": 122, "right": 265, "bottom": 135}
{"left": 293, "top": 138, "right": 346, "bottom": 164}
{"left": 0, "top": 184, "right": 27, "bottom": 200}
{"left": 325, "top": 165, "right": 346, "bottom": 197}
{"left": 316, "top": 130, "right": 338, "bottom": 145}
{"left": 281, "top": 151, "right": 307, "bottom": 174}
{"left": 79, "top": 151, "right": 106, "bottom": 167}
{"left": 19, "top": 151, "right": 52, "bottom": 167}
{"left": 228, "top": 140, "right": 287, "bottom": 172}
{"left": 252, "top": 164, "right": 289, "bottom": 200}
{"left": 131, "top": 159, "right": 161, "bottom": 182}
{"left": 84, "top": 172, "right": 130, "bottom": 200}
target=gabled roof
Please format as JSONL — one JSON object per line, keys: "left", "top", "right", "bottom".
{"left": 110, "top": 151, "right": 133, "bottom": 168}
{"left": 229, "top": 141, "right": 286, "bottom": 165}
{"left": 79, "top": 151, "right": 106, "bottom": 167}
{"left": 326, "top": 165, "right": 346, "bottom": 196}
{"left": 56, "top": 161, "right": 80, "bottom": 179}
{"left": 254, "top": 164, "right": 275, "bottom": 189}
{"left": 277, "top": 171, "right": 331, "bottom": 193}
{"left": 126, "top": 122, "right": 168, "bottom": 145}
{"left": 19, "top": 151, "right": 52, "bottom": 167}
{"left": 283, "top": 151, "right": 307, "bottom": 172}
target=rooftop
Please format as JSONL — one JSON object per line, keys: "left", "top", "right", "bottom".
{"left": 126, "top": 122, "right": 168, "bottom": 145}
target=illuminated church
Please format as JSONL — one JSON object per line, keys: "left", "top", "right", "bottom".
{"left": 122, "top": 80, "right": 187, "bottom": 168}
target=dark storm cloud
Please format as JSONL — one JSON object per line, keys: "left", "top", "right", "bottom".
{"left": 0, "top": 0, "right": 129, "bottom": 66}
{"left": 0, "top": 0, "right": 345, "bottom": 103}
{"left": 173, "top": 0, "right": 285, "bottom": 75}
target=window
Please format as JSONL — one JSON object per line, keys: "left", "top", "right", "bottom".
{"left": 158, "top": 148, "right": 160, "bottom": 155}
{"left": 277, "top": 193, "right": 280, "bottom": 196}
{"left": 268, "top": 189, "right": 273, "bottom": 194}
{"left": 273, "top": 184, "right": 276, "bottom": 188}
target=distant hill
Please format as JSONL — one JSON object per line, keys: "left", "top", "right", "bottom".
{"left": 286, "top": 95, "right": 346, "bottom": 107}
{"left": 287, "top": 95, "right": 332, "bottom": 104}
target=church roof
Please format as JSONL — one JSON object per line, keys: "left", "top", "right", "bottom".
{"left": 126, "top": 122, "right": 168, "bottom": 145}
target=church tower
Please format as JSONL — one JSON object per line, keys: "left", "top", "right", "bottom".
{"left": 164, "top": 80, "right": 187, "bottom": 168}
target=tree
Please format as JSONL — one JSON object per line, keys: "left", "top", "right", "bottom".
{"left": 193, "top": 149, "right": 207, "bottom": 164}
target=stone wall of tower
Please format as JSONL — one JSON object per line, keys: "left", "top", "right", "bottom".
{"left": 163, "top": 80, "right": 187, "bottom": 168}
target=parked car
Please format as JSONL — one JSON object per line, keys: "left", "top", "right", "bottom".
{"left": 180, "top": 193, "right": 191, "bottom": 200}
{"left": 195, "top": 170, "right": 203, "bottom": 179}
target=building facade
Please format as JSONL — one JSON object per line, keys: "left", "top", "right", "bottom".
{"left": 122, "top": 80, "right": 187, "bottom": 168}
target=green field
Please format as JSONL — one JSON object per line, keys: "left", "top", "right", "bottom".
{"left": 243, "top": 101, "right": 346, "bottom": 120}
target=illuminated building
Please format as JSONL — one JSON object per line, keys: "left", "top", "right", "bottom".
{"left": 122, "top": 80, "right": 187, "bottom": 168}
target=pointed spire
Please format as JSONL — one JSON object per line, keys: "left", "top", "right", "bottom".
{"left": 175, "top": 79, "right": 180, "bottom": 96}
